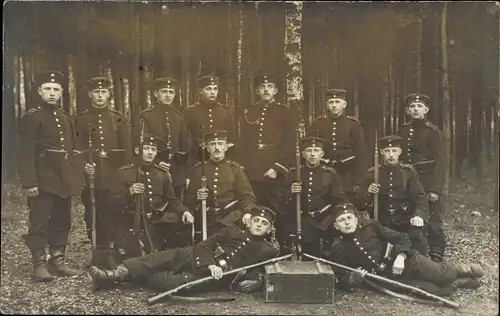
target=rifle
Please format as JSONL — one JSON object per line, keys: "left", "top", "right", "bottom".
{"left": 147, "top": 253, "right": 293, "bottom": 305}
{"left": 87, "top": 126, "right": 98, "bottom": 263}
{"left": 374, "top": 130, "right": 379, "bottom": 222}
{"left": 200, "top": 125, "right": 208, "bottom": 241}
{"left": 133, "top": 120, "right": 146, "bottom": 257}
{"left": 303, "top": 253, "right": 459, "bottom": 309}
{"left": 292, "top": 125, "right": 303, "bottom": 261}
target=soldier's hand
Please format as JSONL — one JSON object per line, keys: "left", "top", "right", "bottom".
{"left": 410, "top": 216, "right": 424, "bottom": 227}
{"left": 208, "top": 264, "right": 223, "bottom": 279}
{"left": 129, "top": 183, "right": 145, "bottom": 195}
{"left": 368, "top": 183, "right": 380, "bottom": 195}
{"left": 84, "top": 163, "right": 96, "bottom": 176}
{"left": 182, "top": 211, "right": 194, "bottom": 224}
{"left": 349, "top": 267, "right": 368, "bottom": 286}
{"left": 291, "top": 182, "right": 302, "bottom": 194}
{"left": 392, "top": 254, "right": 406, "bottom": 275}
{"left": 428, "top": 192, "right": 439, "bottom": 203}
{"left": 239, "top": 280, "right": 261, "bottom": 293}
{"left": 197, "top": 188, "right": 208, "bottom": 201}
{"left": 242, "top": 213, "right": 252, "bottom": 227}
{"left": 25, "top": 187, "right": 39, "bottom": 197}
{"left": 263, "top": 168, "right": 278, "bottom": 179}
{"left": 157, "top": 161, "right": 171, "bottom": 172}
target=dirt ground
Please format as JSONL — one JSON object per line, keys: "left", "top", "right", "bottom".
{"left": 1, "top": 160, "right": 499, "bottom": 315}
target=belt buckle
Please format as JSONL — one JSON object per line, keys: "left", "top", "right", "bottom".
{"left": 387, "top": 209, "right": 396, "bottom": 215}
{"left": 379, "top": 263, "right": 387, "bottom": 271}
{"left": 258, "top": 144, "right": 264, "bottom": 150}
{"left": 218, "top": 259, "right": 229, "bottom": 271}
{"left": 99, "top": 150, "right": 108, "bottom": 158}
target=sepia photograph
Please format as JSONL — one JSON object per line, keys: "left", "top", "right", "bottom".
{"left": 1, "top": 1, "right": 499, "bottom": 315}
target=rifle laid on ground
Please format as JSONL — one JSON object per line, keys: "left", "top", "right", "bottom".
{"left": 303, "top": 253, "right": 459, "bottom": 309}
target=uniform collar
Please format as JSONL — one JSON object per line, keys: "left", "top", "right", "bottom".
{"left": 209, "top": 158, "right": 227, "bottom": 166}
{"left": 410, "top": 118, "right": 426, "bottom": 127}
{"left": 40, "top": 102, "right": 58, "bottom": 110}
{"left": 329, "top": 113, "right": 345, "bottom": 121}
{"left": 89, "top": 105, "right": 109, "bottom": 114}
{"left": 199, "top": 99, "right": 218, "bottom": 108}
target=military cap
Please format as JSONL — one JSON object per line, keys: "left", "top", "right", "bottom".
{"left": 378, "top": 135, "right": 403, "bottom": 149}
{"left": 331, "top": 202, "right": 356, "bottom": 220}
{"left": 254, "top": 73, "right": 278, "bottom": 87}
{"left": 87, "top": 77, "right": 111, "bottom": 91}
{"left": 36, "top": 70, "right": 64, "bottom": 86}
{"left": 249, "top": 205, "right": 276, "bottom": 223}
{"left": 405, "top": 93, "right": 430, "bottom": 107}
{"left": 153, "top": 77, "right": 178, "bottom": 90}
{"left": 135, "top": 133, "right": 166, "bottom": 149}
{"left": 300, "top": 136, "right": 327, "bottom": 150}
{"left": 197, "top": 75, "right": 219, "bottom": 89}
{"left": 204, "top": 130, "right": 228, "bottom": 143}
{"left": 325, "top": 88, "right": 347, "bottom": 101}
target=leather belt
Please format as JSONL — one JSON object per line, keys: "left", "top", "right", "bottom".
{"left": 257, "top": 144, "right": 278, "bottom": 150}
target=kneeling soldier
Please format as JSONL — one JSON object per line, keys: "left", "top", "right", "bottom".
{"left": 109, "top": 133, "right": 194, "bottom": 258}
{"left": 183, "top": 130, "right": 258, "bottom": 243}
{"left": 268, "top": 136, "right": 346, "bottom": 256}
{"left": 356, "top": 135, "right": 429, "bottom": 256}
{"left": 326, "top": 203, "right": 484, "bottom": 297}
{"left": 89, "top": 206, "right": 279, "bottom": 293}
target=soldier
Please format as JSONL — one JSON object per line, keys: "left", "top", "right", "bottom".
{"left": 73, "top": 76, "right": 132, "bottom": 268}
{"left": 308, "top": 88, "right": 367, "bottom": 200}
{"left": 397, "top": 93, "right": 447, "bottom": 262}
{"left": 108, "top": 133, "right": 194, "bottom": 257}
{"left": 238, "top": 73, "right": 298, "bottom": 207}
{"left": 89, "top": 206, "right": 279, "bottom": 294}
{"left": 141, "top": 77, "right": 191, "bottom": 197}
{"left": 356, "top": 135, "right": 429, "bottom": 255}
{"left": 184, "top": 75, "right": 236, "bottom": 166}
{"left": 17, "top": 70, "right": 83, "bottom": 282}
{"left": 183, "top": 130, "right": 257, "bottom": 243}
{"left": 326, "top": 202, "right": 484, "bottom": 297}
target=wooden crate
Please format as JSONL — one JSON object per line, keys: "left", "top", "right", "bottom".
{"left": 264, "top": 260, "right": 335, "bottom": 304}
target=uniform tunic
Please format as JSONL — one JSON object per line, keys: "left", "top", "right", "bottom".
{"left": 123, "top": 225, "right": 279, "bottom": 291}
{"left": 141, "top": 104, "right": 191, "bottom": 191}
{"left": 308, "top": 115, "right": 367, "bottom": 192}
{"left": 328, "top": 222, "right": 461, "bottom": 296}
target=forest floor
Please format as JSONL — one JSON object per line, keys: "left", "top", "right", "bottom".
{"left": 1, "top": 159, "right": 498, "bottom": 315}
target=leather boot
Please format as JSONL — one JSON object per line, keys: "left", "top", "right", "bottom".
{"left": 48, "top": 247, "right": 80, "bottom": 277}
{"left": 89, "top": 264, "right": 130, "bottom": 289}
{"left": 31, "top": 249, "right": 54, "bottom": 282}
{"left": 452, "top": 278, "right": 481, "bottom": 290}
{"left": 430, "top": 252, "right": 444, "bottom": 263}
{"left": 453, "top": 264, "right": 485, "bottom": 279}
{"left": 104, "top": 250, "right": 119, "bottom": 270}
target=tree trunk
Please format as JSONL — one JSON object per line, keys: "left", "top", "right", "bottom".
{"left": 495, "top": 8, "right": 500, "bottom": 211}
{"left": 440, "top": 2, "right": 451, "bottom": 213}
{"left": 416, "top": 4, "right": 423, "bottom": 91}
{"left": 235, "top": 2, "right": 244, "bottom": 137}
{"left": 67, "top": 54, "right": 78, "bottom": 115}
{"left": 284, "top": 1, "right": 304, "bottom": 121}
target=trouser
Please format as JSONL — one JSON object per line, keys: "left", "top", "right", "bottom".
{"left": 81, "top": 188, "right": 115, "bottom": 249}
{"left": 250, "top": 180, "right": 276, "bottom": 209}
{"left": 277, "top": 214, "right": 330, "bottom": 257}
{"left": 25, "top": 191, "right": 72, "bottom": 251}
{"left": 428, "top": 199, "right": 446, "bottom": 259}
{"left": 387, "top": 222, "right": 429, "bottom": 257}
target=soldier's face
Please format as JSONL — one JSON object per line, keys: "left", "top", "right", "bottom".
{"left": 200, "top": 85, "right": 218, "bottom": 102}
{"left": 326, "top": 98, "right": 347, "bottom": 117}
{"left": 207, "top": 139, "right": 228, "bottom": 161}
{"left": 333, "top": 212, "right": 358, "bottom": 234}
{"left": 154, "top": 88, "right": 176, "bottom": 105}
{"left": 302, "top": 146, "right": 324, "bottom": 167}
{"left": 405, "top": 102, "right": 429, "bottom": 120}
{"left": 38, "top": 83, "right": 63, "bottom": 105}
{"left": 140, "top": 145, "right": 158, "bottom": 163}
{"left": 380, "top": 147, "right": 402, "bottom": 166}
{"left": 248, "top": 216, "right": 271, "bottom": 236}
{"left": 256, "top": 82, "right": 278, "bottom": 102}
{"left": 89, "top": 88, "right": 111, "bottom": 108}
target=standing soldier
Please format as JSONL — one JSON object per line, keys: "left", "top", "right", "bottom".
{"left": 109, "top": 134, "right": 194, "bottom": 257}
{"left": 141, "top": 77, "right": 191, "bottom": 197}
{"left": 277, "top": 136, "right": 346, "bottom": 256}
{"left": 308, "top": 89, "right": 367, "bottom": 200}
{"left": 183, "top": 130, "right": 258, "bottom": 243}
{"left": 73, "top": 77, "right": 132, "bottom": 269}
{"left": 356, "top": 135, "right": 429, "bottom": 256}
{"left": 17, "top": 70, "right": 83, "bottom": 282}
{"left": 397, "top": 93, "right": 447, "bottom": 262}
{"left": 184, "top": 75, "right": 235, "bottom": 165}
{"left": 238, "top": 73, "right": 298, "bottom": 207}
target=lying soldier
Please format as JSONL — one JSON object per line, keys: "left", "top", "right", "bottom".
{"left": 356, "top": 135, "right": 429, "bottom": 255}
{"left": 89, "top": 206, "right": 279, "bottom": 293}
{"left": 325, "top": 202, "right": 484, "bottom": 297}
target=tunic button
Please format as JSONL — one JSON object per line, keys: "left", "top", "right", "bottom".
{"left": 60, "top": 137, "right": 64, "bottom": 141}
{"left": 368, "top": 255, "right": 372, "bottom": 259}
{"left": 214, "top": 178, "right": 218, "bottom": 182}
